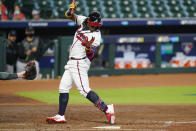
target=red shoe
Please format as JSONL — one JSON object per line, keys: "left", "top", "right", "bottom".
{"left": 46, "top": 114, "right": 67, "bottom": 124}
{"left": 105, "top": 104, "right": 115, "bottom": 124}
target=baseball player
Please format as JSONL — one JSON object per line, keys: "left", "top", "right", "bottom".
{"left": 46, "top": 2, "right": 115, "bottom": 124}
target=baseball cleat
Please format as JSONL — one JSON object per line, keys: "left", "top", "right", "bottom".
{"left": 46, "top": 114, "right": 67, "bottom": 124}
{"left": 105, "top": 104, "right": 115, "bottom": 124}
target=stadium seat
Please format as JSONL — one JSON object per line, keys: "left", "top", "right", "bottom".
{"left": 86, "top": 0, "right": 101, "bottom": 13}
{"left": 134, "top": 0, "right": 153, "bottom": 18}
{"left": 37, "top": 0, "right": 53, "bottom": 19}
{"left": 74, "top": 0, "right": 86, "bottom": 16}
{"left": 106, "top": 12, "right": 120, "bottom": 18}
{"left": 3, "top": 0, "right": 196, "bottom": 19}
{"left": 20, "top": 0, "right": 35, "bottom": 19}
{"left": 86, "top": 0, "right": 99, "bottom": 6}
{"left": 118, "top": 0, "right": 136, "bottom": 18}
{"left": 54, "top": 0, "right": 66, "bottom": 18}
{"left": 182, "top": 0, "right": 196, "bottom": 17}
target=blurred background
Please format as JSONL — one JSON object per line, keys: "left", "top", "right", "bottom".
{"left": 1, "top": 0, "right": 196, "bottom": 78}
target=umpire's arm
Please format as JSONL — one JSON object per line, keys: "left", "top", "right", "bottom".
{"left": 0, "top": 72, "right": 25, "bottom": 80}
{"left": 0, "top": 72, "right": 18, "bottom": 80}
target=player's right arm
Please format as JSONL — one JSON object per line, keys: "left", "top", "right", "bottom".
{"left": 65, "top": 2, "right": 77, "bottom": 22}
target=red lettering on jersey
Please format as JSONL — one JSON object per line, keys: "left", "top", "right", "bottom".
{"left": 76, "top": 31, "right": 87, "bottom": 42}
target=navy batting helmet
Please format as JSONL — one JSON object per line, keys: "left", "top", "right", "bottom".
{"left": 88, "top": 11, "right": 102, "bottom": 27}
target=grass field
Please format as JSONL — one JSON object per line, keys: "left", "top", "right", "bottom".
{"left": 15, "top": 86, "right": 196, "bottom": 104}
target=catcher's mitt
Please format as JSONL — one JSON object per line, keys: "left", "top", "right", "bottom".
{"left": 24, "top": 60, "right": 37, "bottom": 80}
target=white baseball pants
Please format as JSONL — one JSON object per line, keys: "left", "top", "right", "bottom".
{"left": 59, "top": 58, "right": 91, "bottom": 97}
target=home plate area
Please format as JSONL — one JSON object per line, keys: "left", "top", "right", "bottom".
{"left": 0, "top": 104, "right": 196, "bottom": 130}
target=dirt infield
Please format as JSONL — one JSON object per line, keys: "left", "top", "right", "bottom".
{"left": 0, "top": 73, "right": 196, "bottom": 131}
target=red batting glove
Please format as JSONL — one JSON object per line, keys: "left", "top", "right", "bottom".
{"left": 81, "top": 37, "right": 95, "bottom": 50}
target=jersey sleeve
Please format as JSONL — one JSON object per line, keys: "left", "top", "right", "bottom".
{"left": 92, "top": 32, "right": 101, "bottom": 47}
{"left": 0, "top": 72, "right": 18, "bottom": 80}
{"left": 75, "top": 15, "right": 87, "bottom": 26}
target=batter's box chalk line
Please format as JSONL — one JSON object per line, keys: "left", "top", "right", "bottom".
{"left": 164, "top": 120, "right": 196, "bottom": 126}
{"left": 93, "top": 126, "right": 121, "bottom": 130}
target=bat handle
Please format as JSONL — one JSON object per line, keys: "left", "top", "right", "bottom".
{"left": 71, "top": 8, "right": 74, "bottom": 14}
{"left": 71, "top": 0, "right": 75, "bottom": 14}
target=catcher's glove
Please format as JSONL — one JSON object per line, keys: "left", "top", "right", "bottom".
{"left": 24, "top": 60, "right": 37, "bottom": 80}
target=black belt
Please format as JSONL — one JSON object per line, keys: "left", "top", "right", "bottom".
{"left": 70, "top": 57, "right": 86, "bottom": 60}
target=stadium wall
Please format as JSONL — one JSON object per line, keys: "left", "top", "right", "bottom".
{"left": 1, "top": 19, "right": 196, "bottom": 77}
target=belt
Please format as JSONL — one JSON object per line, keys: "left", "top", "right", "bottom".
{"left": 70, "top": 57, "right": 86, "bottom": 60}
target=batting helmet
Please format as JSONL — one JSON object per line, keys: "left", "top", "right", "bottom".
{"left": 88, "top": 11, "right": 102, "bottom": 27}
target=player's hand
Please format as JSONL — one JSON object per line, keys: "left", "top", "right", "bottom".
{"left": 17, "top": 71, "right": 25, "bottom": 79}
{"left": 81, "top": 37, "right": 95, "bottom": 50}
{"left": 69, "top": 2, "right": 77, "bottom": 11}
{"left": 65, "top": 2, "right": 77, "bottom": 18}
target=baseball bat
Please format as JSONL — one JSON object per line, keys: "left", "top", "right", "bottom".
{"left": 71, "top": 0, "right": 75, "bottom": 14}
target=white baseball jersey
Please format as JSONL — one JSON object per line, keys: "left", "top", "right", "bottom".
{"left": 69, "top": 15, "right": 101, "bottom": 59}
{"left": 59, "top": 15, "right": 102, "bottom": 97}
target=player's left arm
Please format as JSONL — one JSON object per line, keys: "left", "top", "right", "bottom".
{"left": 65, "top": 2, "right": 77, "bottom": 22}
{"left": 84, "top": 35, "right": 101, "bottom": 61}
{"left": 86, "top": 46, "right": 97, "bottom": 61}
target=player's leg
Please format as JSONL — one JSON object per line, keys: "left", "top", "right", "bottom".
{"left": 72, "top": 61, "right": 115, "bottom": 124}
{"left": 46, "top": 69, "right": 73, "bottom": 124}
{"left": 86, "top": 90, "right": 115, "bottom": 124}
{"left": 58, "top": 69, "right": 73, "bottom": 116}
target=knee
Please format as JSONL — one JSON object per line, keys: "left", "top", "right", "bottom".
{"left": 79, "top": 89, "right": 90, "bottom": 97}
{"left": 59, "top": 84, "right": 70, "bottom": 93}
{"left": 59, "top": 88, "right": 70, "bottom": 93}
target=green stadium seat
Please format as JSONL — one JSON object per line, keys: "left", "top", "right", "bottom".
{"left": 136, "top": 0, "right": 148, "bottom": 6}
{"left": 123, "top": 12, "right": 136, "bottom": 18}
{"left": 4, "top": 0, "right": 196, "bottom": 19}
{"left": 86, "top": 0, "right": 101, "bottom": 13}
{"left": 118, "top": 0, "right": 136, "bottom": 18}
{"left": 36, "top": 0, "right": 53, "bottom": 19}
{"left": 86, "top": 0, "right": 99, "bottom": 6}
{"left": 20, "top": 0, "right": 35, "bottom": 19}
{"left": 106, "top": 12, "right": 119, "bottom": 18}
{"left": 150, "top": 0, "right": 169, "bottom": 18}
{"left": 54, "top": 0, "right": 66, "bottom": 7}
{"left": 53, "top": 0, "right": 66, "bottom": 18}
{"left": 88, "top": 7, "right": 101, "bottom": 13}
{"left": 135, "top": 0, "right": 153, "bottom": 18}
{"left": 151, "top": 0, "right": 163, "bottom": 6}
{"left": 182, "top": 0, "right": 195, "bottom": 6}
{"left": 154, "top": 12, "right": 169, "bottom": 18}
{"left": 188, "top": 12, "right": 196, "bottom": 17}
{"left": 181, "top": 0, "right": 196, "bottom": 17}
{"left": 165, "top": 0, "right": 187, "bottom": 18}
{"left": 74, "top": 1, "right": 86, "bottom": 16}
{"left": 103, "top": 0, "right": 115, "bottom": 6}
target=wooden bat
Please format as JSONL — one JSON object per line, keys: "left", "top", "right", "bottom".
{"left": 71, "top": 0, "right": 75, "bottom": 14}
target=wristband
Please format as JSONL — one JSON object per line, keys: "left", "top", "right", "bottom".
{"left": 85, "top": 47, "right": 90, "bottom": 51}
{"left": 65, "top": 10, "right": 72, "bottom": 18}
